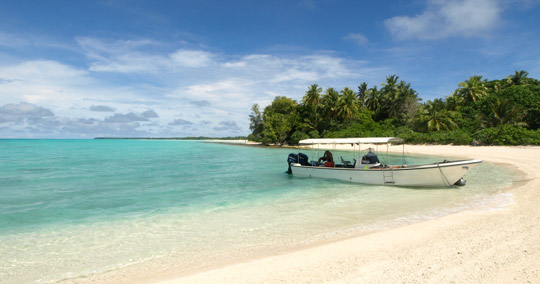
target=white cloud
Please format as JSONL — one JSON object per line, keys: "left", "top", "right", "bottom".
{"left": 0, "top": 60, "right": 92, "bottom": 108}
{"left": 77, "top": 37, "right": 158, "bottom": 56}
{"left": 221, "top": 61, "right": 247, "bottom": 68}
{"left": 303, "top": 55, "right": 358, "bottom": 78}
{"left": 0, "top": 36, "right": 384, "bottom": 138}
{"left": 78, "top": 37, "right": 215, "bottom": 73}
{"left": 86, "top": 49, "right": 214, "bottom": 73}
{"left": 385, "top": 0, "right": 502, "bottom": 40}
{"left": 88, "top": 52, "right": 167, "bottom": 73}
{"left": 0, "top": 59, "right": 152, "bottom": 121}
{"left": 270, "top": 68, "right": 318, "bottom": 83}
{"left": 344, "top": 33, "right": 369, "bottom": 46}
{"left": 3, "top": 60, "right": 89, "bottom": 83}
{"left": 170, "top": 50, "right": 213, "bottom": 68}
{"left": 168, "top": 53, "right": 362, "bottom": 113}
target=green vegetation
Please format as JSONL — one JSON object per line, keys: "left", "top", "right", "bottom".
{"left": 248, "top": 71, "right": 540, "bottom": 145}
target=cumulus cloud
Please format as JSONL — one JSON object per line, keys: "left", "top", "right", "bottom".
{"left": 89, "top": 105, "right": 116, "bottom": 112}
{"left": 385, "top": 0, "right": 501, "bottom": 40}
{"left": 0, "top": 102, "right": 54, "bottom": 123}
{"left": 0, "top": 102, "right": 163, "bottom": 138}
{"left": 141, "top": 109, "right": 159, "bottom": 118}
{"left": 104, "top": 110, "right": 159, "bottom": 123}
{"left": 0, "top": 35, "right": 383, "bottom": 138}
{"left": 213, "top": 121, "right": 242, "bottom": 133}
{"left": 169, "top": 118, "right": 193, "bottom": 125}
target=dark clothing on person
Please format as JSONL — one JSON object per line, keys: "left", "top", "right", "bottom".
{"left": 361, "top": 152, "right": 380, "bottom": 164}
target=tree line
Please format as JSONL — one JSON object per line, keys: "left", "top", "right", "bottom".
{"left": 248, "top": 71, "right": 540, "bottom": 145}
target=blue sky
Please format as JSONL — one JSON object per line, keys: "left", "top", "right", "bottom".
{"left": 0, "top": 0, "right": 539, "bottom": 138}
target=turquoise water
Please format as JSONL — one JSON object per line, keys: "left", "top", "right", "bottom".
{"left": 0, "top": 140, "right": 514, "bottom": 283}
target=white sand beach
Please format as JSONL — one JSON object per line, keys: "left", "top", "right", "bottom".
{"left": 153, "top": 145, "right": 540, "bottom": 284}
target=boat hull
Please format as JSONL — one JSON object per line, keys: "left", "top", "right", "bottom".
{"left": 290, "top": 160, "right": 482, "bottom": 187}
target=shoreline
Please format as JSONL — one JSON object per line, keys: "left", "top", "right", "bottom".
{"left": 151, "top": 144, "right": 540, "bottom": 284}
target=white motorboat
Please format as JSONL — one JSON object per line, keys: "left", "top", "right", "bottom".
{"left": 287, "top": 137, "right": 482, "bottom": 187}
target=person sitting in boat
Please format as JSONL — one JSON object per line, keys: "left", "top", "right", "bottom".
{"left": 359, "top": 148, "right": 381, "bottom": 168}
{"left": 317, "top": 150, "right": 334, "bottom": 167}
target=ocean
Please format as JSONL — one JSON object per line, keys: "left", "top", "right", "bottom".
{"left": 0, "top": 139, "right": 514, "bottom": 283}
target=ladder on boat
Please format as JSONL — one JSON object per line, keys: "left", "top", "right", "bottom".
{"left": 383, "top": 170, "right": 395, "bottom": 185}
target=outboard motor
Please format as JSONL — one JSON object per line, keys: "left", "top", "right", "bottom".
{"left": 454, "top": 178, "right": 467, "bottom": 186}
{"left": 287, "top": 153, "right": 309, "bottom": 174}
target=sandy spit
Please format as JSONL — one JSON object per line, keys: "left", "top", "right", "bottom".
{"left": 151, "top": 145, "right": 540, "bottom": 284}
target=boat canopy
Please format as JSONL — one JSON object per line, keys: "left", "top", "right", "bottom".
{"left": 298, "top": 137, "right": 404, "bottom": 145}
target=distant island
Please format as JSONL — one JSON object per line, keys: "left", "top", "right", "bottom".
{"left": 248, "top": 71, "right": 540, "bottom": 146}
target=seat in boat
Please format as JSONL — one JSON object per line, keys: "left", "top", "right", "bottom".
{"left": 340, "top": 156, "right": 351, "bottom": 166}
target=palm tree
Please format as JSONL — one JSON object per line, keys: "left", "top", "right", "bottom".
{"left": 420, "top": 99, "right": 457, "bottom": 131}
{"left": 380, "top": 75, "right": 399, "bottom": 114}
{"left": 506, "top": 70, "right": 529, "bottom": 85}
{"left": 486, "top": 79, "right": 505, "bottom": 92}
{"left": 301, "top": 84, "right": 323, "bottom": 132}
{"left": 302, "top": 84, "right": 322, "bottom": 107}
{"left": 389, "top": 81, "right": 416, "bottom": 118}
{"left": 357, "top": 82, "right": 368, "bottom": 107}
{"left": 321, "top": 87, "right": 340, "bottom": 124}
{"left": 478, "top": 98, "right": 526, "bottom": 127}
{"left": 364, "top": 86, "right": 381, "bottom": 112}
{"left": 456, "top": 75, "right": 488, "bottom": 104}
{"left": 338, "top": 87, "right": 358, "bottom": 122}
{"left": 381, "top": 75, "right": 399, "bottom": 98}
{"left": 445, "top": 91, "right": 462, "bottom": 111}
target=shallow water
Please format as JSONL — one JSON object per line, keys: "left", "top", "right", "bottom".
{"left": 0, "top": 140, "right": 514, "bottom": 283}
